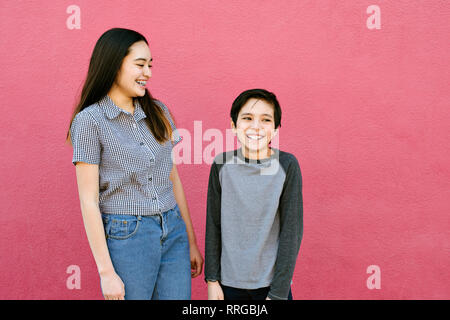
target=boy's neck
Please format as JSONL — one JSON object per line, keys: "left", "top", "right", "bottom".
{"left": 241, "top": 147, "right": 274, "bottom": 160}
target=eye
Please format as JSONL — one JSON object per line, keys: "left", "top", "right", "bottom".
{"left": 242, "top": 116, "right": 252, "bottom": 120}
{"left": 263, "top": 119, "right": 272, "bottom": 122}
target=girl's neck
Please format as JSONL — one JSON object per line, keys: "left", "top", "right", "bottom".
{"left": 107, "top": 90, "right": 135, "bottom": 114}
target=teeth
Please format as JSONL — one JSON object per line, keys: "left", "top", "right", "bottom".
{"left": 136, "top": 80, "right": 146, "bottom": 86}
{"left": 247, "top": 134, "right": 264, "bottom": 140}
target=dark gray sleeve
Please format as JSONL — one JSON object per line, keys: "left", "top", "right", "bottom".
{"left": 204, "top": 161, "right": 222, "bottom": 282}
{"left": 268, "top": 155, "right": 303, "bottom": 300}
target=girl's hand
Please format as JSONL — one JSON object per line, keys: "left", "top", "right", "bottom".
{"left": 190, "top": 243, "right": 204, "bottom": 278}
{"left": 100, "top": 271, "right": 125, "bottom": 300}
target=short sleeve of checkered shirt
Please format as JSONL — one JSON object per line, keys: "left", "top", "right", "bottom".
{"left": 70, "top": 110, "right": 101, "bottom": 165}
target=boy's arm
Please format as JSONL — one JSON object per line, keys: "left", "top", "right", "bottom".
{"left": 205, "top": 161, "right": 222, "bottom": 282}
{"left": 268, "top": 156, "right": 303, "bottom": 300}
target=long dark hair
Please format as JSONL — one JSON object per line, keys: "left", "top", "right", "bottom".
{"left": 66, "top": 28, "right": 172, "bottom": 144}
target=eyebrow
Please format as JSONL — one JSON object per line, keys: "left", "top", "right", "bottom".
{"left": 240, "top": 112, "right": 273, "bottom": 118}
{"left": 134, "top": 57, "right": 153, "bottom": 62}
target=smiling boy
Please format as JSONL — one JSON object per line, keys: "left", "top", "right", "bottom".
{"left": 205, "top": 89, "right": 303, "bottom": 300}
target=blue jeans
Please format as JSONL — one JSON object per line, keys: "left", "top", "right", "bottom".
{"left": 101, "top": 204, "right": 191, "bottom": 300}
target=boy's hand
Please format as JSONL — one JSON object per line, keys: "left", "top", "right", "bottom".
{"left": 207, "top": 281, "right": 224, "bottom": 300}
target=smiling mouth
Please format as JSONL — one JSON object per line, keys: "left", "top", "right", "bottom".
{"left": 136, "top": 80, "right": 147, "bottom": 86}
{"left": 246, "top": 134, "right": 265, "bottom": 141}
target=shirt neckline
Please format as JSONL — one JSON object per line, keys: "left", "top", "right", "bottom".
{"left": 236, "top": 147, "right": 279, "bottom": 165}
{"left": 99, "top": 94, "right": 147, "bottom": 122}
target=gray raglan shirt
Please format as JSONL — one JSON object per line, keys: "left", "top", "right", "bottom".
{"left": 205, "top": 147, "right": 303, "bottom": 300}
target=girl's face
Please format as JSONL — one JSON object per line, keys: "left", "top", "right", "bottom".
{"left": 232, "top": 98, "right": 278, "bottom": 160}
{"left": 113, "top": 41, "right": 152, "bottom": 98}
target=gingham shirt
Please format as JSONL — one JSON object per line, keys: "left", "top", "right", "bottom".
{"left": 70, "top": 94, "right": 182, "bottom": 216}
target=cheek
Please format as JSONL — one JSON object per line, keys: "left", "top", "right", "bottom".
{"left": 119, "top": 66, "right": 138, "bottom": 81}
{"left": 116, "top": 73, "right": 132, "bottom": 87}
{"left": 234, "top": 121, "right": 248, "bottom": 134}
{"left": 264, "top": 127, "right": 276, "bottom": 139}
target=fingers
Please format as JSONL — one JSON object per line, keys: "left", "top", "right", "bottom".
{"left": 191, "top": 257, "right": 204, "bottom": 278}
{"left": 104, "top": 291, "right": 125, "bottom": 300}
{"left": 104, "top": 295, "right": 125, "bottom": 300}
{"left": 101, "top": 272, "right": 125, "bottom": 300}
{"left": 195, "top": 261, "right": 202, "bottom": 277}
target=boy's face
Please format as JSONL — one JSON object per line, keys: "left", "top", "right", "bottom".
{"left": 231, "top": 98, "right": 278, "bottom": 159}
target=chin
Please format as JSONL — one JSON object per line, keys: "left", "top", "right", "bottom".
{"left": 138, "top": 88, "right": 147, "bottom": 95}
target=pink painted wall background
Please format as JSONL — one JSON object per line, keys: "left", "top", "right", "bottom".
{"left": 0, "top": 1, "right": 449, "bottom": 299}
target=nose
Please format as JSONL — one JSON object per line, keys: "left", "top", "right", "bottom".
{"left": 250, "top": 118, "right": 262, "bottom": 130}
{"left": 143, "top": 65, "right": 151, "bottom": 78}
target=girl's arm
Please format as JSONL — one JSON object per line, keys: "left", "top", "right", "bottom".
{"left": 170, "top": 163, "right": 204, "bottom": 278}
{"left": 75, "top": 162, "right": 125, "bottom": 300}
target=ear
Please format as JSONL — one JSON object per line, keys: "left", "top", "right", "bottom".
{"left": 230, "top": 118, "right": 237, "bottom": 134}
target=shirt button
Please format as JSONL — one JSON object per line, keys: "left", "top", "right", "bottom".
{"left": 150, "top": 158, "right": 154, "bottom": 162}
{"left": 140, "top": 142, "right": 144, "bottom": 146}
{"left": 152, "top": 197, "right": 156, "bottom": 201}
{"left": 148, "top": 177, "right": 152, "bottom": 181}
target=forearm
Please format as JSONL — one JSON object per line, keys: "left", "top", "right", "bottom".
{"left": 172, "top": 175, "right": 198, "bottom": 246}
{"left": 204, "top": 212, "right": 221, "bottom": 281}
{"left": 269, "top": 203, "right": 303, "bottom": 299}
{"left": 79, "top": 201, "right": 114, "bottom": 275}
{"left": 268, "top": 226, "right": 302, "bottom": 300}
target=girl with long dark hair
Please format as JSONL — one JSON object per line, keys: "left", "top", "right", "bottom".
{"left": 66, "top": 28, "right": 203, "bottom": 300}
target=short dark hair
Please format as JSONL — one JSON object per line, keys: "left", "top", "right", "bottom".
{"left": 230, "top": 89, "right": 282, "bottom": 129}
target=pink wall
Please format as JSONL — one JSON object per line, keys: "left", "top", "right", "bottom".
{"left": 0, "top": 1, "right": 449, "bottom": 299}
